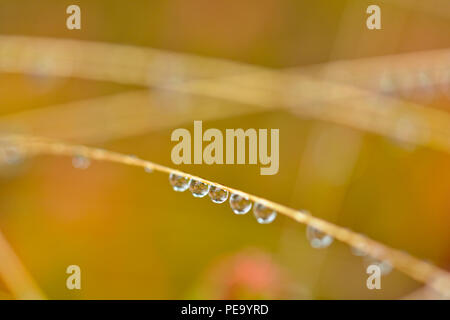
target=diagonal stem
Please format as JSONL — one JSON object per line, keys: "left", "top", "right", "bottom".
{"left": 0, "top": 227, "right": 46, "bottom": 299}
{"left": 2, "top": 134, "right": 450, "bottom": 298}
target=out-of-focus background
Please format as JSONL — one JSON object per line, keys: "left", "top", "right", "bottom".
{"left": 0, "top": 0, "right": 449, "bottom": 299}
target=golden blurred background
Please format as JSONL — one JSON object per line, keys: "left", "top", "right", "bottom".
{"left": 0, "top": 0, "right": 449, "bottom": 299}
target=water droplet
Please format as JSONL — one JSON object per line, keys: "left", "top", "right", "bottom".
{"left": 208, "top": 186, "right": 228, "bottom": 203}
{"left": 0, "top": 145, "right": 25, "bottom": 165}
{"left": 351, "top": 245, "right": 368, "bottom": 257}
{"left": 378, "top": 72, "right": 396, "bottom": 95}
{"left": 72, "top": 155, "right": 90, "bottom": 169}
{"left": 0, "top": 144, "right": 26, "bottom": 177}
{"left": 169, "top": 173, "right": 190, "bottom": 192}
{"left": 125, "top": 154, "right": 139, "bottom": 164}
{"left": 229, "top": 194, "right": 252, "bottom": 215}
{"left": 144, "top": 165, "right": 153, "bottom": 173}
{"left": 253, "top": 203, "right": 277, "bottom": 224}
{"left": 351, "top": 238, "right": 368, "bottom": 256}
{"left": 189, "top": 180, "right": 210, "bottom": 198}
{"left": 364, "top": 257, "right": 392, "bottom": 275}
{"left": 306, "top": 225, "right": 333, "bottom": 249}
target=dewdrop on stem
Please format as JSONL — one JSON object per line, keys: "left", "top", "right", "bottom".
{"left": 72, "top": 155, "right": 90, "bottom": 169}
{"left": 189, "top": 180, "right": 210, "bottom": 198}
{"left": 306, "top": 225, "right": 334, "bottom": 249}
{"left": 229, "top": 193, "right": 252, "bottom": 214}
{"left": 351, "top": 237, "right": 368, "bottom": 257}
{"left": 208, "top": 186, "right": 228, "bottom": 203}
{"left": 0, "top": 144, "right": 25, "bottom": 166}
{"left": 253, "top": 202, "right": 277, "bottom": 224}
{"left": 364, "top": 257, "right": 392, "bottom": 275}
{"left": 169, "top": 173, "right": 190, "bottom": 192}
{"left": 301, "top": 210, "right": 333, "bottom": 248}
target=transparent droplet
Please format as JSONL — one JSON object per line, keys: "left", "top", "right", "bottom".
{"left": 351, "top": 237, "right": 368, "bottom": 257}
{"left": 0, "top": 144, "right": 27, "bottom": 178}
{"left": 351, "top": 245, "right": 368, "bottom": 257}
{"left": 378, "top": 71, "right": 396, "bottom": 95}
{"left": 417, "top": 71, "right": 434, "bottom": 101}
{"left": 392, "top": 116, "right": 429, "bottom": 151}
{"left": 189, "top": 180, "right": 210, "bottom": 198}
{"left": 208, "top": 186, "right": 228, "bottom": 203}
{"left": 0, "top": 145, "right": 25, "bottom": 165}
{"left": 125, "top": 154, "right": 139, "bottom": 164}
{"left": 378, "top": 261, "right": 393, "bottom": 275}
{"left": 306, "top": 225, "right": 333, "bottom": 249}
{"left": 144, "top": 165, "right": 153, "bottom": 173}
{"left": 169, "top": 173, "right": 190, "bottom": 192}
{"left": 364, "top": 257, "right": 392, "bottom": 275}
{"left": 229, "top": 194, "right": 252, "bottom": 215}
{"left": 253, "top": 203, "right": 277, "bottom": 224}
{"left": 72, "top": 155, "right": 90, "bottom": 169}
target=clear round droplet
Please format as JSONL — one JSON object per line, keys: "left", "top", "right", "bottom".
{"left": 364, "top": 257, "right": 392, "bottom": 275}
{"left": 229, "top": 193, "right": 252, "bottom": 215}
{"left": 125, "top": 154, "right": 139, "bottom": 165}
{"left": 306, "top": 225, "right": 333, "bottom": 249}
{"left": 208, "top": 186, "right": 228, "bottom": 203}
{"left": 189, "top": 180, "right": 210, "bottom": 198}
{"left": 253, "top": 203, "right": 277, "bottom": 224}
{"left": 169, "top": 173, "right": 190, "bottom": 192}
{"left": 351, "top": 246, "right": 368, "bottom": 257}
{"left": 144, "top": 165, "right": 153, "bottom": 173}
{"left": 72, "top": 155, "right": 90, "bottom": 169}
{"left": 1, "top": 145, "right": 25, "bottom": 165}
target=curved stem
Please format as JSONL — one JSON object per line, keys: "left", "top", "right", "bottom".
{"left": 0, "top": 227, "right": 46, "bottom": 299}
{"left": 2, "top": 134, "right": 449, "bottom": 298}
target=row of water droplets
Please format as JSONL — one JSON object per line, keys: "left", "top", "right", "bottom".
{"left": 168, "top": 173, "right": 334, "bottom": 250}
{"left": 168, "top": 172, "right": 390, "bottom": 269}
{"left": 169, "top": 173, "right": 276, "bottom": 224}
{"left": 169, "top": 173, "right": 336, "bottom": 247}
{"left": 68, "top": 155, "right": 390, "bottom": 268}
